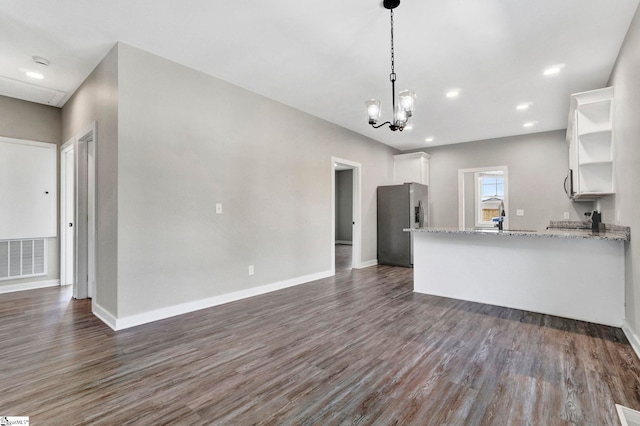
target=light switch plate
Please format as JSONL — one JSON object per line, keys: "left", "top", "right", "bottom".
{"left": 564, "top": 212, "right": 570, "bottom": 219}
{"left": 216, "top": 203, "right": 222, "bottom": 214}
{"left": 516, "top": 209, "right": 524, "bottom": 216}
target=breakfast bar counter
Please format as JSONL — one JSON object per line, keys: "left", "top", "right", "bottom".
{"left": 408, "top": 225, "right": 630, "bottom": 241}
{"left": 405, "top": 225, "right": 630, "bottom": 326}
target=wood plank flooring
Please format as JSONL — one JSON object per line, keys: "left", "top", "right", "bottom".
{"left": 1, "top": 245, "right": 639, "bottom": 425}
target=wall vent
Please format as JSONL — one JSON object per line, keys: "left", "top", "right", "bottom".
{"left": 0, "top": 239, "right": 46, "bottom": 281}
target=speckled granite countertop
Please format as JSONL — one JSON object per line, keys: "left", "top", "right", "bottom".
{"left": 404, "top": 223, "right": 630, "bottom": 242}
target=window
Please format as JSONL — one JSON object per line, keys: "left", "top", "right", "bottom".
{"left": 481, "top": 176, "right": 504, "bottom": 198}
{"left": 475, "top": 172, "right": 504, "bottom": 227}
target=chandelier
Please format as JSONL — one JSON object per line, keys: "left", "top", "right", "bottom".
{"left": 365, "top": 0, "right": 416, "bottom": 131}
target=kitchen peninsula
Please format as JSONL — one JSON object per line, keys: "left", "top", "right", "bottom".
{"left": 406, "top": 224, "right": 630, "bottom": 327}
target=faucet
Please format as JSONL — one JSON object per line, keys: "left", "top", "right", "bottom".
{"left": 496, "top": 200, "right": 506, "bottom": 231}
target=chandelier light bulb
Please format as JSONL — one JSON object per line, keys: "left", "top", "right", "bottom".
{"left": 365, "top": 99, "right": 382, "bottom": 124}
{"left": 395, "top": 108, "right": 407, "bottom": 124}
{"left": 398, "top": 90, "right": 416, "bottom": 115}
{"left": 400, "top": 96, "right": 413, "bottom": 110}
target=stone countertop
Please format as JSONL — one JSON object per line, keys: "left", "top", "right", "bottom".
{"left": 404, "top": 225, "right": 630, "bottom": 242}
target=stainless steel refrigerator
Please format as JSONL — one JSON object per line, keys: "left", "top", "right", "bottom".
{"left": 377, "top": 183, "right": 429, "bottom": 267}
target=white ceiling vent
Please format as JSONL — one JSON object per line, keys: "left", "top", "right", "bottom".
{"left": 0, "top": 76, "right": 66, "bottom": 107}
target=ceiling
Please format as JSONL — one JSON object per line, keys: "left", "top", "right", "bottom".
{"left": 0, "top": 0, "right": 638, "bottom": 150}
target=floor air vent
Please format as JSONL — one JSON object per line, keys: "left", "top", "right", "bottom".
{"left": 0, "top": 239, "right": 46, "bottom": 280}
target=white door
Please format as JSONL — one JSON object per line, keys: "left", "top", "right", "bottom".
{"left": 60, "top": 143, "right": 75, "bottom": 286}
{"left": 60, "top": 123, "right": 97, "bottom": 300}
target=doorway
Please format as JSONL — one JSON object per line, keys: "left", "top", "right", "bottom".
{"left": 60, "top": 122, "right": 97, "bottom": 300}
{"left": 331, "top": 157, "right": 362, "bottom": 274}
{"left": 335, "top": 167, "right": 353, "bottom": 271}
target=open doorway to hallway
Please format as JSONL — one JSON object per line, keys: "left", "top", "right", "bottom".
{"left": 335, "top": 167, "right": 353, "bottom": 271}
{"left": 331, "top": 157, "right": 361, "bottom": 274}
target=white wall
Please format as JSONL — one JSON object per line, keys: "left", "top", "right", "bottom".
{"left": 61, "top": 44, "right": 119, "bottom": 316}
{"left": 607, "top": 6, "right": 640, "bottom": 340}
{"left": 419, "top": 130, "right": 593, "bottom": 231}
{"left": 0, "top": 95, "right": 60, "bottom": 291}
{"left": 72, "top": 43, "right": 397, "bottom": 320}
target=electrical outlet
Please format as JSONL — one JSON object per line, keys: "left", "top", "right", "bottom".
{"left": 216, "top": 203, "right": 222, "bottom": 214}
{"left": 564, "top": 212, "right": 570, "bottom": 219}
{"left": 516, "top": 209, "right": 524, "bottom": 216}
{"left": 248, "top": 265, "right": 254, "bottom": 276}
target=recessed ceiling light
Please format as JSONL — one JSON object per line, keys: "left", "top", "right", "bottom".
{"left": 523, "top": 121, "right": 536, "bottom": 128}
{"left": 404, "top": 124, "right": 413, "bottom": 130}
{"left": 543, "top": 64, "right": 565, "bottom": 76}
{"left": 425, "top": 137, "right": 434, "bottom": 142}
{"left": 446, "top": 89, "right": 460, "bottom": 98}
{"left": 25, "top": 71, "right": 44, "bottom": 80}
{"left": 516, "top": 103, "right": 531, "bottom": 111}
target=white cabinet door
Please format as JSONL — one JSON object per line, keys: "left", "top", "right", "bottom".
{"left": 394, "top": 152, "right": 430, "bottom": 185}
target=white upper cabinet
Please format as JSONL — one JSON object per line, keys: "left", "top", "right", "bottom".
{"left": 566, "top": 87, "right": 614, "bottom": 200}
{"left": 394, "top": 152, "right": 430, "bottom": 185}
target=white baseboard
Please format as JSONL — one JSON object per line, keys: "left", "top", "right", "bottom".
{"left": 0, "top": 279, "right": 60, "bottom": 294}
{"left": 92, "top": 301, "right": 117, "bottom": 331}
{"left": 617, "top": 404, "right": 640, "bottom": 426}
{"left": 622, "top": 320, "right": 640, "bottom": 361}
{"left": 355, "top": 259, "right": 378, "bottom": 269}
{"left": 335, "top": 240, "right": 353, "bottom": 245}
{"left": 108, "top": 269, "right": 333, "bottom": 331}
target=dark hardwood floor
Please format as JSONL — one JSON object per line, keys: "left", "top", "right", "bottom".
{"left": 1, "top": 248, "right": 639, "bottom": 425}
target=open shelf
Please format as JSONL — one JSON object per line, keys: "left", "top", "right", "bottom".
{"left": 578, "top": 160, "right": 613, "bottom": 166}
{"left": 578, "top": 130, "right": 612, "bottom": 163}
{"left": 576, "top": 100, "right": 612, "bottom": 135}
{"left": 578, "top": 162, "right": 613, "bottom": 194}
{"left": 572, "top": 192, "right": 614, "bottom": 200}
{"left": 567, "top": 87, "right": 615, "bottom": 200}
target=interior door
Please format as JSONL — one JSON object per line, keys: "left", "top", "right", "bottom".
{"left": 62, "top": 146, "right": 75, "bottom": 286}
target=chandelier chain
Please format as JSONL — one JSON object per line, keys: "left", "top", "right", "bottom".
{"left": 390, "top": 8, "right": 395, "bottom": 80}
